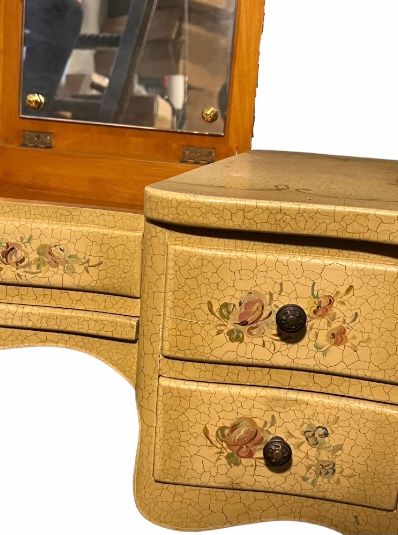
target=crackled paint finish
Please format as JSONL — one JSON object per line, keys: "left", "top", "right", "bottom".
{"left": 0, "top": 200, "right": 144, "bottom": 297}
{"left": 145, "top": 151, "right": 398, "bottom": 245}
{"left": 0, "top": 199, "right": 143, "bottom": 384}
{"left": 135, "top": 222, "right": 398, "bottom": 534}
{"left": 162, "top": 239, "right": 398, "bottom": 383}
{"left": 160, "top": 357, "right": 398, "bottom": 406}
{"left": 0, "top": 302, "right": 138, "bottom": 341}
{"left": 155, "top": 378, "right": 398, "bottom": 511}
{"left": 0, "top": 285, "right": 140, "bottom": 316}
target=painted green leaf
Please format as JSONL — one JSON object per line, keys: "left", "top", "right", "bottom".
{"left": 36, "top": 244, "right": 50, "bottom": 257}
{"left": 270, "top": 414, "right": 277, "bottom": 427}
{"left": 311, "top": 282, "right": 320, "bottom": 299}
{"left": 216, "top": 426, "right": 229, "bottom": 443}
{"left": 64, "top": 264, "right": 76, "bottom": 274}
{"left": 67, "top": 255, "right": 80, "bottom": 264}
{"left": 207, "top": 301, "right": 215, "bottom": 314}
{"left": 89, "top": 261, "right": 103, "bottom": 268}
{"left": 35, "top": 257, "right": 47, "bottom": 269}
{"left": 332, "top": 444, "right": 343, "bottom": 455}
{"left": 348, "top": 312, "right": 359, "bottom": 324}
{"left": 226, "top": 328, "right": 244, "bottom": 343}
{"left": 344, "top": 285, "right": 354, "bottom": 296}
{"left": 219, "top": 302, "right": 236, "bottom": 321}
{"left": 226, "top": 452, "right": 241, "bottom": 467}
{"left": 203, "top": 425, "right": 216, "bottom": 447}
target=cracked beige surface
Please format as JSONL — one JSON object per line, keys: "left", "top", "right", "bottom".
{"left": 145, "top": 151, "right": 398, "bottom": 245}
{"left": 0, "top": 199, "right": 143, "bottom": 384}
{"left": 136, "top": 152, "right": 398, "bottom": 534}
{"left": 156, "top": 377, "right": 398, "bottom": 511}
{"left": 0, "top": 284, "right": 140, "bottom": 316}
{"left": 162, "top": 238, "right": 398, "bottom": 383}
{"left": 0, "top": 302, "right": 138, "bottom": 340}
{"left": 0, "top": 199, "right": 143, "bottom": 297}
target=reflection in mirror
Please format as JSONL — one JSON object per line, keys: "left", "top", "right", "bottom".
{"left": 21, "top": 0, "right": 237, "bottom": 134}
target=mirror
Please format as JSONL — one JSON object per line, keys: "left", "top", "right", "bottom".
{"left": 20, "top": 0, "right": 237, "bottom": 134}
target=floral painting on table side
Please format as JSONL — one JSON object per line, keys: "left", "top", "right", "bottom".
{"left": 0, "top": 235, "right": 102, "bottom": 278}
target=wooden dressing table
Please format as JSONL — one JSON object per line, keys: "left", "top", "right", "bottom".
{"left": 1, "top": 2, "right": 398, "bottom": 534}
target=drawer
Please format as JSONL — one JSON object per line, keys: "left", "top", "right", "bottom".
{"left": 155, "top": 377, "right": 398, "bottom": 511}
{"left": 162, "top": 243, "right": 398, "bottom": 383}
{"left": 0, "top": 302, "right": 138, "bottom": 341}
{"left": 0, "top": 201, "right": 143, "bottom": 297}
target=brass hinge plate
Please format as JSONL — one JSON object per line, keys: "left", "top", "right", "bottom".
{"left": 181, "top": 146, "right": 216, "bottom": 165}
{"left": 22, "top": 131, "right": 53, "bottom": 149}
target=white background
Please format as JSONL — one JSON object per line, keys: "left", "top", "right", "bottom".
{"left": 1, "top": 0, "right": 398, "bottom": 533}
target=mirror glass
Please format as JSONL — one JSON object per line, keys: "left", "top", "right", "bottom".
{"left": 20, "top": 0, "right": 237, "bottom": 134}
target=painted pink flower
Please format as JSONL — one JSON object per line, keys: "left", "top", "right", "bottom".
{"left": 230, "top": 291, "right": 273, "bottom": 338}
{"left": 327, "top": 325, "right": 348, "bottom": 346}
{"left": 224, "top": 417, "right": 266, "bottom": 458}
{"left": 312, "top": 295, "right": 335, "bottom": 318}
{"left": 37, "top": 244, "right": 68, "bottom": 268}
{"left": 0, "top": 242, "right": 26, "bottom": 266}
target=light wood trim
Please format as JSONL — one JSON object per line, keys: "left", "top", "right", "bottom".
{"left": 0, "top": 1, "right": 265, "bottom": 209}
{"left": 0, "top": 145, "right": 192, "bottom": 210}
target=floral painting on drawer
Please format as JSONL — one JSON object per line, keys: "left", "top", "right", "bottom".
{"left": 162, "top": 243, "right": 398, "bottom": 383}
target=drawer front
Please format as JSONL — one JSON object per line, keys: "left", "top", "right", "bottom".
{"left": 0, "top": 284, "right": 140, "bottom": 316}
{"left": 0, "top": 302, "right": 138, "bottom": 341}
{"left": 0, "top": 209, "right": 143, "bottom": 297}
{"left": 162, "top": 244, "right": 398, "bottom": 383}
{"left": 155, "top": 378, "right": 398, "bottom": 511}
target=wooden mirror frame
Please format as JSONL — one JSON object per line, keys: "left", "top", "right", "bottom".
{"left": 0, "top": 0, "right": 264, "bottom": 210}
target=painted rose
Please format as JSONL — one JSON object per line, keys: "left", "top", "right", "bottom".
{"left": 0, "top": 242, "right": 26, "bottom": 266}
{"left": 230, "top": 291, "right": 273, "bottom": 337}
{"left": 224, "top": 417, "right": 265, "bottom": 458}
{"left": 327, "top": 325, "right": 348, "bottom": 347}
{"left": 315, "top": 461, "right": 336, "bottom": 479}
{"left": 304, "top": 426, "right": 329, "bottom": 447}
{"left": 37, "top": 244, "right": 68, "bottom": 268}
{"left": 311, "top": 295, "right": 335, "bottom": 318}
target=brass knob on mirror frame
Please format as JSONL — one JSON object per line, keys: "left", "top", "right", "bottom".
{"left": 202, "top": 106, "right": 219, "bottom": 123}
{"left": 26, "top": 93, "right": 46, "bottom": 110}
{"left": 263, "top": 436, "right": 292, "bottom": 468}
{"left": 276, "top": 304, "right": 307, "bottom": 334}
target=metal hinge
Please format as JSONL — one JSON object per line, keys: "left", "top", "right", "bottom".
{"left": 22, "top": 131, "right": 53, "bottom": 149}
{"left": 181, "top": 146, "right": 216, "bottom": 165}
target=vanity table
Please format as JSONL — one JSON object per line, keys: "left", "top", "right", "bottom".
{"left": 1, "top": 2, "right": 398, "bottom": 534}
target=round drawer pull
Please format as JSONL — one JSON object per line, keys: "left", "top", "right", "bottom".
{"left": 276, "top": 304, "right": 307, "bottom": 334}
{"left": 263, "top": 436, "right": 292, "bottom": 468}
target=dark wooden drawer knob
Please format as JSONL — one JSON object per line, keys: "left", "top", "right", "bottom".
{"left": 276, "top": 304, "right": 307, "bottom": 334}
{"left": 263, "top": 436, "right": 292, "bottom": 467}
